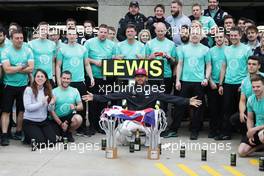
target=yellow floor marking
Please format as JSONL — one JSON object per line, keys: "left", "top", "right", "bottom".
{"left": 155, "top": 163, "right": 175, "bottom": 176}
{"left": 200, "top": 165, "right": 222, "bottom": 176}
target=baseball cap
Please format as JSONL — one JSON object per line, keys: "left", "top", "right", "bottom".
{"left": 135, "top": 68, "right": 147, "bottom": 76}
{"left": 129, "top": 1, "right": 139, "bottom": 8}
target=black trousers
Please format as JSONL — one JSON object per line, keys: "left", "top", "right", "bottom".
{"left": 220, "top": 83, "right": 241, "bottom": 136}
{"left": 70, "top": 81, "right": 87, "bottom": 131}
{"left": 207, "top": 85, "right": 223, "bottom": 133}
{"left": 171, "top": 81, "right": 204, "bottom": 132}
{"left": 23, "top": 119, "right": 56, "bottom": 145}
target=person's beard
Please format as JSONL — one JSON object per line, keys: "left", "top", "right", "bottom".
{"left": 172, "top": 10, "right": 180, "bottom": 17}
{"left": 181, "top": 36, "right": 189, "bottom": 44}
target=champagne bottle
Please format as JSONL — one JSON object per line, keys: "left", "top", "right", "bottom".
{"left": 134, "top": 129, "right": 141, "bottom": 151}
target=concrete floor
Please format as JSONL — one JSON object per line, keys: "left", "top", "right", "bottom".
{"left": 0, "top": 128, "right": 263, "bottom": 176}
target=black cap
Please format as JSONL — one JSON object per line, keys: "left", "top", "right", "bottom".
{"left": 129, "top": 1, "right": 139, "bottom": 8}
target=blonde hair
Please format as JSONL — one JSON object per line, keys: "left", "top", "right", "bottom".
{"left": 138, "top": 29, "right": 151, "bottom": 43}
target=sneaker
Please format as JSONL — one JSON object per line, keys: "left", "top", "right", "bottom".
{"left": 214, "top": 134, "right": 231, "bottom": 140}
{"left": 12, "top": 131, "right": 22, "bottom": 140}
{"left": 1, "top": 133, "right": 10, "bottom": 146}
{"left": 190, "top": 131, "right": 199, "bottom": 140}
{"left": 162, "top": 130, "right": 178, "bottom": 138}
{"left": 84, "top": 127, "right": 96, "bottom": 136}
{"left": 66, "top": 132, "right": 75, "bottom": 143}
{"left": 208, "top": 131, "right": 217, "bottom": 138}
{"left": 76, "top": 129, "right": 85, "bottom": 136}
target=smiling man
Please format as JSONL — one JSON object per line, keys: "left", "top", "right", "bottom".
{"left": 218, "top": 26, "right": 253, "bottom": 140}
{"left": 50, "top": 71, "right": 83, "bottom": 142}
{"left": 1, "top": 29, "right": 34, "bottom": 146}
{"left": 238, "top": 74, "right": 264, "bottom": 157}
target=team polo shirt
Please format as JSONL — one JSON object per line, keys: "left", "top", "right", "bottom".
{"left": 224, "top": 43, "right": 253, "bottom": 85}
{"left": 84, "top": 37, "right": 116, "bottom": 78}
{"left": 247, "top": 94, "right": 264, "bottom": 127}
{"left": 1, "top": 44, "right": 33, "bottom": 87}
{"left": 177, "top": 43, "right": 210, "bottom": 82}
{"left": 241, "top": 72, "right": 264, "bottom": 98}
{"left": 209, "top": 45, "right": 226, "bottom": 83}
{"left": 116, "top": 39, "right": 145, "bottom": 59}
{"left": 52, "top": 86, "right": 81, "bottom": 117}
{"left": 145, "top": 38, "right": 176, "bottom": 78}
{"left": 199, "top": 16, "right": 217, "bottom": 31}
{"left": 0, "top": 41, "right": 11, "bottom": 63}
{"left": 199, "top": 16, "right": 217, "bottom": 47}
{"left": 57, "top": 43, "right": 88, "bottom": 82}
{"left": 28, "top": 39, "right": 56, "bottom": 79}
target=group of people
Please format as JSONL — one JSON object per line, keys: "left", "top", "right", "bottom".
{"left": 0, "top": 0, "right": 263, "bottom": 157}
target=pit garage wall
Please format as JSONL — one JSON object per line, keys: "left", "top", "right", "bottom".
{"left": 97, "top": 0, "right": 207, "bottom": 29}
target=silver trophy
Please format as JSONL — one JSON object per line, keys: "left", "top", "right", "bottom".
{"left": 99, "top": 112, "right": 120, "bottom": 159}
{"left": 146, "top": 107, "right": 167, "bottom": 160}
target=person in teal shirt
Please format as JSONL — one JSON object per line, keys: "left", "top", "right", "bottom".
{"left": 50, "top": 71, "right": 83, "bottom": 142}
{"left": 207, "top": 31, "right": 226, "bottom": 139}
{"left": 191, "top": 3, "right": 217, "bottom": 47}
{"left": 84, "top": 24, "right": 116, "bottom": 135}
{"left": 238, "top": 74, "right": 264, "bottom": 157}
{"left": 172, "top": 24, "right": 211, "bottom": 140}
{"left": 0, "top": 29, "right": 34, "bottom": 146}
{"left": 56, "top": 27, "right": 94, "bottom": 136}
{"left": 0, "top": 27, "right": 11, "bottom": 79}
{"left": 84, "top": 24, "right": 116, "bottom": 79}
{"left": 229, "top": 56, "right": 263, "bottom": 144}
{"left": 145, "top": 22, "right": 176, "bottom": 92}
{"left": 218, "top": 26, "right": 253, "bottom": 140}
{"left": 28, "top": 22, "right": 56, "bottom": 86}
{"left": 145, "top": 22, "right": 176, "bottom": 119}
{"left": 115, "top": 24, "right": 145, "bottom": 60}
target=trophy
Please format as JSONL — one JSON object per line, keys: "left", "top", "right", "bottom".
{"left": 146, "top": 108, "right": 167, "bottom": 160}
{"left": 99, "top": 112, "right": 120, "bottom": 159}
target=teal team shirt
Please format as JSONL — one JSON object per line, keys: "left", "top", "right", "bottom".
{"left": 57, "top": 43, "right": 88, "bottom": 82}
{"left": 28, "top": 39, "right": 56, "bottom": 79}
{"left": 1, "top": 44, "right": 34, "bottom": 87}
{"left": 52, "top": 86, "right": 81, "bottom": 117}
{"left": 116, "top": 40, "right": 145, "bottom": 59}
{"left": 199, "top": 16, "right": 217, "bottom": 32}
{"left": 84, "top": 37, "right": 116, "bottom": 78}
{"left": 199, "top": 16, "right": 217, "bottom": 47}
{"left": 224, "top": 43, "right": 253, "bottom": 85}
{"left": 145, "top": 38, "right": 176, "bottom": 78}
{"left": 247, "top": 94, "right": 264, "bottom": 127}
{"left": 241, "top": 72, "right": 264, "bottom": 98}
{"left": 0, "top": 40, "right": 12, "bottom": 63}
{"left": 178, "top": 43, "right": 210, "bottom": 82}
{"left": 209, "top": 46, "right": 226, "bottom": 83}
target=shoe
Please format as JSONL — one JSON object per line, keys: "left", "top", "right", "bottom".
{"left": 190, "top": 131, "right": 199, "bottom": 140}
{"left": 208, "top": 131, "right": 217, "bottom": 138}
{"left": 214, "top": 135, "right": 222, "bottom": 141}
{"left": 221, "top": 135, "right": 231, "bottom": 140}
{"left": 66, "top": 132, "right": 75, "bottom": 143}
{"left": 12, "top": 131, "right": 22, "bottom": 140}
{"left": 84, "top": 127, "right": 96, "bottom": 136}
{"left": 1, "top": 133, "right": 10, "bottom": 146}
{"left": 163, "top": 131, "right": 178, "bottom": 138}
{"left": 76, "top": 129, "right": 85, "bottom": 136}
{"left": 214, "top": 134, "right": 231, "bottom": 140}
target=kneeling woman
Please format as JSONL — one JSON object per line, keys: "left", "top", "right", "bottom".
{"left": 23, "top": 69, "right": 56, "bottom": 147}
